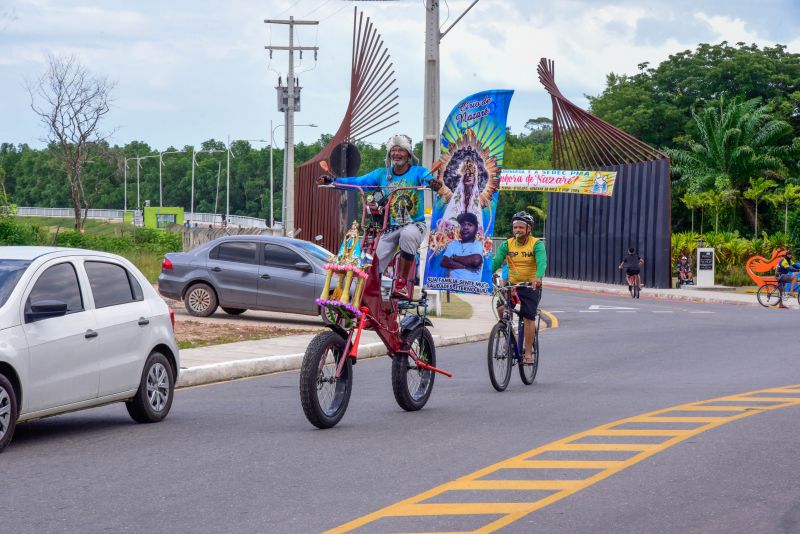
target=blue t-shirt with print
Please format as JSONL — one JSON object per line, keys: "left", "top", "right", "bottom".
{"left": 334, "top": 166, "right": 431, "bottom": 227}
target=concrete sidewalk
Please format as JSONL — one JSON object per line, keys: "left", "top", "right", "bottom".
{"left": 176, "top": 293, "right": 558, "bottom": 388}
{"left": 545, "top": 277, "right": 761, "bottom": 306}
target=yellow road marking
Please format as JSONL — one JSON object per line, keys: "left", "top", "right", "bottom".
{"left": 539, "top": 308, "right": 559, "bottom": 329}
{"left": 326, "top": 384, "right": 800, "bottom": 534}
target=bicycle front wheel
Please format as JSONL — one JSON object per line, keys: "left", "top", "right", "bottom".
{"left": 757, "top": 283, "right": 782, "bottom": 307}
{"left": 392, "top": 327, "right": 436, "bottom": 411}
{"left": 487, "top": 322, "right": 513, "bottom": 392}
{"left": 299, "top": 331, "right": 353, "bottom": 429}
{"left": 519, "top": 318, "right": 539, "bottom": 385}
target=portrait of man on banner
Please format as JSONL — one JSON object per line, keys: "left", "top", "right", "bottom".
{"left": 424, "top": 89, "right": 513, "bottom": 295}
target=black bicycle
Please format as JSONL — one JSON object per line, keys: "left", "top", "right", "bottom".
{"left": 487, "top": 280, "right": 541, "bottom": 391}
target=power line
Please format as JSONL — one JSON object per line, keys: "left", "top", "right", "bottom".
{"left": 300, "top": 0, "right": 333, "bottom": 18}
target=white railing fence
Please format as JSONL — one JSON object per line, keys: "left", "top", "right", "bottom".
{"left": 11, "top": 207, "right": 271, "bottom": 229}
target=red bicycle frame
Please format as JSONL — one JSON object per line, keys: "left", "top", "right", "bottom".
{"left": 319, "top": 183, "right": 452, "bottom": 379}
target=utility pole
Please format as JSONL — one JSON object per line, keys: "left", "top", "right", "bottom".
{"left": 226, "top": 135, "right": 231, "bottom": 221}
{"left": 265, "top": 16, "right": 318, "bottom": 237}
{"left": 422, "top": 0, "right": 480, "bottom": 170}
{"left": 422, "top": 0, "right": 441, "bottom": 174}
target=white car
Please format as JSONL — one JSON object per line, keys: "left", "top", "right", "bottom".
{"left": 0, "top": 247, "right": 180, "bottom": 452}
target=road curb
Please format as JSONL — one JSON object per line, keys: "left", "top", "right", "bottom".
{"left": 546, "top": 280, "right": 758, "bottom": 307}
{"left": 176, "top": 309, "right": 558, "bottom": 389}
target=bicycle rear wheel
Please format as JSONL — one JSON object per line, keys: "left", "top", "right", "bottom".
{"left": 487, "top": 322, "right": 513, "bottom": 391}
{"left": 519, "top": 317, "right": 539, "bottom": 385}
{"left": 757, "top": 283, "right": 782, "bottom": 307}
{"left": 392, "top": 327, "right": 436, "bottom": 411}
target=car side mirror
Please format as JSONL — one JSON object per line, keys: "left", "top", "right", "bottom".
{"left": 294, "top": 262, "right": 313, "bottom": 273}
{"left": 25, "top": 300, "right": 69, "bottom": 322}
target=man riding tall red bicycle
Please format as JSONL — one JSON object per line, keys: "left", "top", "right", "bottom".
{"left": 319, "top": 134, "right": 443, "bottom": 298}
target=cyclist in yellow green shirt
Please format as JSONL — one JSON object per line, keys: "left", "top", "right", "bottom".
{"left": 491, "top": 211, "right": 547, "bottom": 364}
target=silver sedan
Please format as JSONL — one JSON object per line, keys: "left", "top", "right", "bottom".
{"left": 158, "top": 235, "right": 335, "bottom": 319}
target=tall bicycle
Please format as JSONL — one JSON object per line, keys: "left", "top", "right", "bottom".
{"left": 299, "top": 148, "right": 451, "bottom": 429}
{"left": 487, "top": 279, "right": 541, "bottom": 391}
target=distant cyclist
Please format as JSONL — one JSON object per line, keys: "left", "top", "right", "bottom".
{"left": 775, "top": 250, "right": 800, "bottom": 309}
{"left": 619, "top": 247, "right": 644, "bottom": 291}
{"left": 491, "top": 211, "right": 546, "bottom": 364}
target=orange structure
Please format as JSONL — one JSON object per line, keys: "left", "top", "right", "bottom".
{"left": 745, "top": 249, "right": 786, "bottom": 287}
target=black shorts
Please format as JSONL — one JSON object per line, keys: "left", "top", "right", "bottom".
{"left": 625, "top": 269, "right": 640, "bottom": 276}
{"left": 497, "top": 286, "right": 542, "bottom": 320}
{"left": 777, "top": 273, "right": 795, "bottom": 284}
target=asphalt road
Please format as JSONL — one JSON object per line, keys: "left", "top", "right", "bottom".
{"left": 3, "top": 288, "right": 800, "bottom": 533}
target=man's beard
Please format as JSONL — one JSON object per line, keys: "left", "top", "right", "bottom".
{"left": 391, "top": 157, "right": 409, "bottom": 168}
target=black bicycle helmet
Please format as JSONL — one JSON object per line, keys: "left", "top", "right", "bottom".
{"left": 511, "top": 211, "right": 534, "bottom": 227}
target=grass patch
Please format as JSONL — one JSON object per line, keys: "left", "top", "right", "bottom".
{"left": 432, "top": 292, "right": 472, "bottom": 319}
{"left": 175, "top": 320, "right": 321, "bottom": 350}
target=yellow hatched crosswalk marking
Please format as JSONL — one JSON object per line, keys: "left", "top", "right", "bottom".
{"left": 504, "top": 459, "right": 621, "bottom": 469}
{"left": 325, "top": 384, "right": 800, "bottom": 534}
{"left": 546, "top": 443, "right": 660, "bottom": 451}
{"left": 589, "top": 429, "right": 689, "bottom": 437}
{"left": 447, "top": 480, "right": 582, "bottom": 491}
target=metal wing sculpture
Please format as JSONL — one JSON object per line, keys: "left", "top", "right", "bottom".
{"left": 537, "top": 58, "right": 667, "bottom": 169}
{"left": 295, "top": 8, "right": 399, "bottom": 251}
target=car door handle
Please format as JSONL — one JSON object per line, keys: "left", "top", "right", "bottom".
{"left": 260, "top": 274, "right": 271, "bottom": 280}
{"left": 211, "top": 267, "right": 222, "bottom": 272}
{"left": 138, "top": 317, "right": 150, "bottom": 326}
{"left": 85, "top": 329, "right": 98, "bottom": 339}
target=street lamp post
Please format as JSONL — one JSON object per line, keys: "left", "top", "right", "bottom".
{"left": 123, "top": 156, "right": 139, "bottom": 212}
{"left": 131, "top": 154, "right": 159, "bottom": 209}
{"left": 270, "top": 121, "right": 316, "bottom": 231}
{"left": 224, "top": 138, "right": 268, "bottom": 225}
{"left": 190, "top": 148, "right": 224, "bottom": 216}
{"left": 158, "top": 149, "right": 185, "bottom": 207}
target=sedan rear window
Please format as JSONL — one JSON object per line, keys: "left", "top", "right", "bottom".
{"left": 212, "top": 242, "right": 257, "bottom": 264}
{"left": 0, "top": 260, "right": 31, "bottom": 308}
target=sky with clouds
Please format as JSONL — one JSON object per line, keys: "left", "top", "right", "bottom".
{"left": 0, "top": 0, "right": 798, "bottom": 151}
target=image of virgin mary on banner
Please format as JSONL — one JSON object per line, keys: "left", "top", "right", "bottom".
{"left": 424, "top": 89, "right": 513, "bottom": 295}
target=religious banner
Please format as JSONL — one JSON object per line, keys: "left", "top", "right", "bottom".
{"left": 499, "top": 169, "right": 617, "bottom": 196}
{"left": 423, "top": 89, "right": 513, "bottom": 295}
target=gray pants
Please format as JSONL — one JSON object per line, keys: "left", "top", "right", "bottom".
{"left": 376, "top": 222, "right": 427, "bottom": 274}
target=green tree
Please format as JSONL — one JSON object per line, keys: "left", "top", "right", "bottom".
{"left": 766, "top": 183, "right": 800, "bottom": 235}
{"left": 666, "top": 97, "right": 791, "bottom": 228}
{"left": 588, "top": 42, "right": 800, "bottom": 147}
{"left": 743, "top": 177, "right": 778, "bottom": 236}
{"left": 681, "top": 192, "right": 705, "bottom": 234}
{"left": 707, "top": 186, "right": 738, "bottom": 233}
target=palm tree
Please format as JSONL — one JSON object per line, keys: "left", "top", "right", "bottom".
{"left": 708, "top": 187, "right": 738, "bottom": 233}
{"left": 666, "top": 97, "right": 791, "bottom": 227}
{"left": 681, "top": 192, "right": 703, "bottom": 234}
{"left": 766, "top": 183, "right": 800, "bottom": 234}
{"left": 743, "top": 177, "right": 777, "bottom": 236}
{"left": 526, "top": 203, "right": 547, "bottom": 237}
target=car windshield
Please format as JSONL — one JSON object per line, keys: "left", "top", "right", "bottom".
{"left": 294, "top": 241, "right": 333, "bottom": 264}
{"left": 0, "top": 260, "right": 31, "bottom": 308}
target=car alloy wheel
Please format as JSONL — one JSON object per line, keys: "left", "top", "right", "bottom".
{"left": 187, "top": 287, "right": 212, "bottom": 313}
{"left": 147, "top": 362, "right": 170, "bottom": 413}
{"left": 0, "top": 386, "right": 11, "bottom": 441}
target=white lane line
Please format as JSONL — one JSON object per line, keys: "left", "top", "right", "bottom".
{"left": 616, "top": 310, "right": 637, "bottom": 313}
{"left": 688, "top": 311, "right": 715, "bottom": 314}
{"left": 652, "top": 310, "right": 674, "bottom": 314}
{"left": 579, "top": 310, "right": 599, "bottom": 313}
{"left": 549, "top": 310, "right": 565, "bottom": 313}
